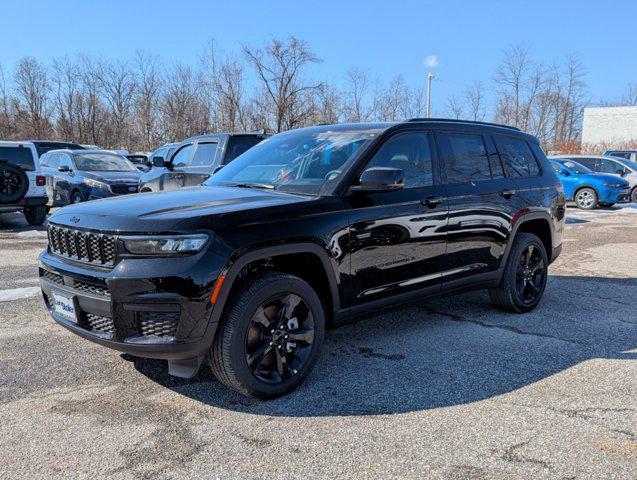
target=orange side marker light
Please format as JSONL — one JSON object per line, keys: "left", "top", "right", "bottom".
{"left": 210, "top": 275, "right": 226, "bottom": 304}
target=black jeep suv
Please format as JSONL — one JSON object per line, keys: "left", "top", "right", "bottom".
{"left": 39, "top": 119, "right": 565, "bottom": 398}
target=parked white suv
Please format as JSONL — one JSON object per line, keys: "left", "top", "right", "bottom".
{"left": 0, "top": 141, "right": 48, "bottom": 225}
{"left": 553, "top": 154, "right": 637, "bottom": 203}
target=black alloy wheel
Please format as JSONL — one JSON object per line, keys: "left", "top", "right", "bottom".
{"left": 490, "top": 232, "right": 548, "bottom": 313}
{"left": 210, "top": 272, "right": 325, "bottom": 398}
{"left": 245, "top": 293, "right": 315, "bottom": 384}
{"left": 515, "top": 244, "right": 546, "bottom": 306}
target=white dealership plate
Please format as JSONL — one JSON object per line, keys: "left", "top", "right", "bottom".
{"left": 52, "top": 292, "right": 77, "bottom": 323}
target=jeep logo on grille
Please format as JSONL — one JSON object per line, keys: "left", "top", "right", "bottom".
{"left": 70, "top": 216, "right": 80, "bottom": 224}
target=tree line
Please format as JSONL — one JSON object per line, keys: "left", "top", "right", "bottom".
{"left": 0, "top": 37, "right": 589, "bottom": 152}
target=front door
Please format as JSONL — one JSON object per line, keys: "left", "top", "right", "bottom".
{"left": 182, "top": 141, "right": 219, "bottom": 187}
{"left": 161, "top": 143, "right": 194, "bottom": 191}
{"left": 344, "top": 131, "right": 448, "bottom": 306}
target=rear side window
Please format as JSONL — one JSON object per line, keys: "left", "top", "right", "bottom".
{"left": 494, "top": 136, "right": 540, "bottom": 178}
{"left": 0, "top": 146, "right": 36, "bottom": 171}
{"left": 225, "top": 136, "right": 263, "bottom": 163}
{"left": 437, "top": 133, "right": 492, "bottom": 184}
{"left": 575, "top": 157, "right": 597, "bottom": 170}
{"left": 191, "top": 142, "right": 218, "bottom": 167}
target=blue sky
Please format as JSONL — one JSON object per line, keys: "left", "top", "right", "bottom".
{"left": 1, "top": 0, "right": 636, "bottom": 114}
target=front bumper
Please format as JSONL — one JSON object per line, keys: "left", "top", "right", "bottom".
{"left": 39, "top": 249, "right": 221, "bottom": 361}
{"left": 601, "top": 187, "right": 631, "bottom": 203}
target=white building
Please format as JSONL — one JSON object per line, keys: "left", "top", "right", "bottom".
{"left": 581, "top": 106, "right": 637, "bottom": 145}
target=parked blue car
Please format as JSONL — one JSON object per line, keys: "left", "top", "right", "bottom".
{"left": 39, "top": 150, "right": 142, "bottom": 206}
{"left": 548, "top": 158, "right": 631, "bottom": 209}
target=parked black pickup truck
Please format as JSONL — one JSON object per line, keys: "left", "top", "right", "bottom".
{"left": 140, "top": 132, "right": 266, "bottom": 192}
{"left": 39, "top": 119, "right": 565, "bottom": 399}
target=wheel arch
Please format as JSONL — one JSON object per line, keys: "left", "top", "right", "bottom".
{"left": 572, "top": 184, "right": 599, "bottom": 201}
{"left": 211, "top": 242, "right": 341, "bottom": 328}
{"left": 499, "top": 210, "right": 555, "bottom": 274}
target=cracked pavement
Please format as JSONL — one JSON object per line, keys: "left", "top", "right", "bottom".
{"left": 0, "top": 206, "right": 636, "bottom": 479}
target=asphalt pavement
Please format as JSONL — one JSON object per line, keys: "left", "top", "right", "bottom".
{"left": 0, "top": 206, "right": 635, "bottom": 479}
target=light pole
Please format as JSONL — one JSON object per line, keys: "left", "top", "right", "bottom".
{"left": 426, "top": 72, "right": 435, "bottom": 118}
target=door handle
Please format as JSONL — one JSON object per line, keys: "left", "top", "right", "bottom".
{"left": 499, "top": 189, "right": 517, "bottom": 199}
{"left": 421, "top": 195, "right": 445, "bottom": 208}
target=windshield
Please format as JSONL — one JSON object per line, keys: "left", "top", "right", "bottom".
{"left": 73, "top": 153, "right": 138, "bottom": 172}
{"left": 204, "top": 128, "right": 382, "bottom": 195}
{"left": 559, "top": 160, "right": 592, "bottom": 174}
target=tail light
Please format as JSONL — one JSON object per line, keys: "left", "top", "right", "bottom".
{"left": 36, "top": 175, "right": 46, "bottom": 186}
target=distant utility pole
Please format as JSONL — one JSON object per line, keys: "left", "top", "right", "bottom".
{"left": 425, "top": 72, "right": 435, "bottom": 118}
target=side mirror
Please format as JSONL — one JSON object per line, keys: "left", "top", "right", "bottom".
{"left": 617, "top": 169, "right": 627, "bottom": 176}
{"left": 350, "top": 167, "right": 404, "bottom": 193}
{"left": 560, "top": 169, "right": 570, "bottom": 176}
{"left": 152, "top": 156, "right": 165, "bottom": 167}
{"left": 58, "top": 165, "right": 71, "bottom": 173}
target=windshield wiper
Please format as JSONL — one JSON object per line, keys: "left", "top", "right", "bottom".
{"left": 227, "top": 182, "right": 275, "bottom": 190}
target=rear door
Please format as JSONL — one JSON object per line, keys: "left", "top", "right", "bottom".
{"left": 182, "top": 141, "right": 219, "bottom": 187}
{"left": 344, "top": 130, "right": 448, "bottom": 305}
{"left": 436, "top": 131, "right": 516, "bottom": 288}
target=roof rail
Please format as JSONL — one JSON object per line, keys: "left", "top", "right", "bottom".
{"left": 404, "top": 118, "right": 521, "bottom": 131}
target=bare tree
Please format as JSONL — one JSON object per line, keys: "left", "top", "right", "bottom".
{"left": 446, "top": 94, "right": 465, "bottom": 119}
{"left": 343, "top": 68, "right": 371, "bottom": 122}
{"left": 243, "top": 36, "right": 321, "bottom": 132}
{"left": 200, "top": 41, "right": 248, "bottom": 132}
{"left": 160, "top": 63, "right": 209, "bottom": 141}
{"left": 494, "top": 43, "right": 534, "bottom": 127}
{"left": 51, "top": 56, "right": 82, "bottom": 141}
{"left": 0, "top": 63, "right": 15, "bottom": 139}
{"left": 13, "top": 57, "right": 53, "bottom": 138}
{"left": 134, "top": 51, "right": 163, "bottom": 150}
{"left": 465, "top": 81, "right": 486, "bottom": 121}
{"left": 98, "top": 59, "right": 137, "bottom": 147}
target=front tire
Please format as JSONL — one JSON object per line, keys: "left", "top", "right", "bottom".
{"left": 631, "top": 187, "right": 637, "bottom": 204}
{"left": 210, "top": 272, "right": 325, "bottom": 398}
{"left": 23, "top": 205, "right": 46, "bottom": 226}
{"left": 490, "top": 232, "right": 548, "bottom": 313}
{"left": 575, "top": 188, "right": 598, "bottom": 209}
{"left": 70, "top": 191, "right": 84, "bottom": 204}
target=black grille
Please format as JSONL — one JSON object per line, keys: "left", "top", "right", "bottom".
{"left": 139, "top": 312, "right": 179, "bottom": 337}
{"left": 48, "top": 225, "right": 116, "bottom": 266}
{"left": 41, "top": 269, "right": 63, "bottom": 285}
{"left": 80, "top": 313, "right": 114, "bottom": 334}
{"left": 110, "top": 183, "right": 138, "bottom": 195}
{"left": 73, "top": 280, "right": 110, "bottom": 297}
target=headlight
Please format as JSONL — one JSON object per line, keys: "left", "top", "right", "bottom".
{"left": 83, "top": 178, "right": 109, "bottom": 189}
{"left": 122, "top": 234, "right": 210, "bottom": 255}
{"left": 602, "top": 183, "right": 626, "bottom": 187}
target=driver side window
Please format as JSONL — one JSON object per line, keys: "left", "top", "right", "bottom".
{"left": 363, "top": 132, "right": 433, "bottom": 188}
{"left": 171, "top": 144, "right": 194, "bottom": 168}
{"left": 599, "top": 158, "right": 622, "bottom": 174}
{"left": 59, "top": 154, "right": 72, "bottom": 170}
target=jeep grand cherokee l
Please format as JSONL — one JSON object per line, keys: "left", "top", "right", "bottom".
{"left": 39, "top": 119, "right": 565, "bottom": 398}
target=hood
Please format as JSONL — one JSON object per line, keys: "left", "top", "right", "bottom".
{"left": 48, "top": 185, "right": 310, "bottom": 232}
{"left": 81, "top": 170, "right": 141, "bottom": 184}
{"left": 578, "top": 172, "right": 630, "bottom": 185}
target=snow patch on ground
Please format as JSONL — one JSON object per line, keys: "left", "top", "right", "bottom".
{"left": 0, "top": 287, "right": 41, "bottom": 302}
{"left": 16, "top": 230, "right": 48, "bottom": 238}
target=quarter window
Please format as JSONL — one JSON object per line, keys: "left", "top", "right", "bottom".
{"left": 438, "top": 133, "right": 492, "bottom": 184}
{"left": 494, "top": 137, "right": 540, "bottom": 178}
{"left": 364, "top": 132, "right": 433, "bottom": 188}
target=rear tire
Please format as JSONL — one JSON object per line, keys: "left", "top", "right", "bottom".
{"left": 490, "top": 232, "right": 548, "bottom": 313}
{"left": 631, "top": 187, "right": 637, "bottom": 203}
{"left": 210, "top": 272, "right": 325, "bottom": 399}
{"left": 575, "top": 188, "right": 598, "bottom": 209}
{"left": 23, "top": 205, "right": 46, "bottom": 226}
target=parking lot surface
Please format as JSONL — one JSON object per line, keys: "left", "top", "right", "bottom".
{"left": 0, "top": 207, "right": 635, "bottom": 479}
